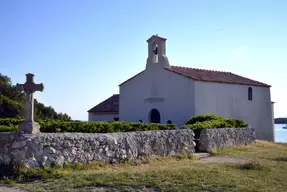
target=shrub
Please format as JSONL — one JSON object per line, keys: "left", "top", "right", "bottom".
{"left": 0, "top": 125, "right": 18, "bottom": 132}
{"left": 183, "top": 114, "right": 248, "bottom": 131}
{"left": 0, "top": 118, "right": 178, "bottom": 133}
{"left": 0, "top": 118, "right": 23, "bottom": 126}
{"left": 236, "top": 160, "right": 267, "bottom": 171}
{"left": 185, "top": 114, "right": 224, "bottom": 124}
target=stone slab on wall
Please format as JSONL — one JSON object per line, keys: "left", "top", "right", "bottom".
{"left": 197, "top": 128, "right": 256, "bottom": 152}
{"left": 0, "top": 129, "right": 195, "bottom": 167}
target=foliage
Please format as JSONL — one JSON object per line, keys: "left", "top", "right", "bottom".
{"left": 0, "top": 118, "right": 177, "bottom": 133}
{"left": 0, "top": 73, "right": 71, "bottom": 120}
{"left": 183, "top": 114, "right": 248, "bottom": 130}
{"left": 0, "top": 125, "right": 18, "bottom": 132}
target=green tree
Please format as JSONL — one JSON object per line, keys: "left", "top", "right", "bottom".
{"left": 0, "top": 73, "right": 72, "bottom": 121}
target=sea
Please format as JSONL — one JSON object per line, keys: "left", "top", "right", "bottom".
{"left": 275, "top": 124, "right": 287, "bottom": 143}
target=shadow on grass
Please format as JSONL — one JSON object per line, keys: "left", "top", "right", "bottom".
{"left": 235, "top": 160, "right": 268, "bottom": 171}
{"left": 273, "top": 156, "right": 287, "bottom": 162}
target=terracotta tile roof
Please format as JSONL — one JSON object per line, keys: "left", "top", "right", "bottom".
{"left": 88, "top": 94, "right": 119, "bottom": 113}
{"left": 168, "top": 66, "right": 271, "bottom": 87}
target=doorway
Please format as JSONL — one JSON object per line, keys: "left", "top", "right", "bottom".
{"left": 149, "top": 109, "right": 160, "bottom": 123}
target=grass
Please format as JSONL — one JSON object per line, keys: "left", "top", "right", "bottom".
{"left": 1, "top": 140, "right": 287, "bottom": 192}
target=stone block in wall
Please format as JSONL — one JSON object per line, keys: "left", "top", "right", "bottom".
{"left": 196, "top": 128, "right": 256, "bottom": 152}
{"left": 0, "top": 129, "right": 195, "bottom": 168}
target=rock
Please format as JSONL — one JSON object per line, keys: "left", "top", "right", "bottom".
{"left": 11, "top": 141, "right": 26, "bottom": 149}
{"left": 43, "top": 146, "right": 56, "bottom": 154}
{"left": 55, "top": 156, "right": 65, "bottom": 166}
{"left": 11, "top": 150, "right": 26, "bottom": 163}
{"left": 168, "top": 150, "right": 176, "bottom": 156}
{"left": 3, "top": 154, "right": 11, "bottom": 164}
{"left": 71, "top": 148, "right": 77, "bottom": 155}
{"left": 24, "top": 157, "right": 39, "bottom": 168}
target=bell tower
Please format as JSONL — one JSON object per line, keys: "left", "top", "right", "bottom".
{"left": 146, "top": 34, "right": 170, "bottom": 69}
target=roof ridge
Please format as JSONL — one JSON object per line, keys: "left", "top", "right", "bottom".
{"left": 228, "top": 72, "right": 268, "bottom": 84}
{"left": 168, "top": 65, "right": 270, "bottom": 87}
{"left": 171, "top": 65, "right": 231, "bottom": 74}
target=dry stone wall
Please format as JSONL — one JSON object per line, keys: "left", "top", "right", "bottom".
{"left": 0, "top": 129, "right": 196, "bottom": 167}
{"left": 197, "top": 127, "right": 256, "bottom": 152}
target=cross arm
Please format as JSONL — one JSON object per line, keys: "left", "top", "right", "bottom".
{"left": 35, "top": 83, "right": 44, "bottom": 92}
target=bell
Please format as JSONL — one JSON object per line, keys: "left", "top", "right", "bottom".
{"left": 153, "top": 47, "right": 158, "bottom": 54}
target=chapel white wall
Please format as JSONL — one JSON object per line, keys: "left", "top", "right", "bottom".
{"left": 88, "top": 113, "right": 119, "bottom": 122}
{"left": 119, "top": 64, "right": 195, "bottom": 127}
{"left": 194, "top": 81, "right": 273, "bottom": 141}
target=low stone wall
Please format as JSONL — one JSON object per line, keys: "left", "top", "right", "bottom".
{"left": 197, "top": 127, "right": 256, "bottom": 152}
{"left": 0, "top": 129, "right": 195, "bottom": 167}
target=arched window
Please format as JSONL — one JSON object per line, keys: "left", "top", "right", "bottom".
{"left": 152, "top": 42, "right": 158, "bottom": 63}
{"left": 167, "top": 120, "right": 172, "bottom": 124}
{"left": 248, "top": 87, "right": 253, "bottom": 101}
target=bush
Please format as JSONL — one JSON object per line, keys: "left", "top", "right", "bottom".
{"left": 0, "top": 117, "right": 23, "bottom": 126}
{"left": 183, "top": 114, "right": 248, "bottom": 130}
{"left": 236, "top": 160, "right": 267, "bottom": 171}
{"left": 0, "top": 118, "right": 178, "bottom": 133}
{"left": 185, "top": 114, "right": 224, "bottom": 124}
{"left": 0, "top": 125, "right": 18, "bottom": 132}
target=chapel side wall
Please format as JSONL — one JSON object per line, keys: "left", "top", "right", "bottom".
{"left": 119, "top": 65, "right": 195, "bottom": 127}
{"left": 194, "top": 81, "right": 273, "bottom": 141}
{"left": 88, "top": 113, "right": 119, "bottom": 122}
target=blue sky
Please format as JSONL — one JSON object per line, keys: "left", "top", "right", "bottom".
{"left": 0, "top": 0, "right": 286, "bottom": 120}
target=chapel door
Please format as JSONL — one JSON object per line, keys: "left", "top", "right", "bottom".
{"left": 149, "top": 109, "right": 161, "bottom": 123}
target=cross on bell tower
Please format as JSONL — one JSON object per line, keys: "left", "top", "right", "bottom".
{"left": 146, "top": 34, "right": 170, "bottom": 69}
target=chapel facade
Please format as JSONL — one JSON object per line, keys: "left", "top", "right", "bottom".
{"left": 88, "top": 35, "right": 275, "bottom": 142}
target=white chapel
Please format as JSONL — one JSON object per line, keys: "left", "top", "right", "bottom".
{"left": 88, "top": 35, "right": 275, "bottom": 142}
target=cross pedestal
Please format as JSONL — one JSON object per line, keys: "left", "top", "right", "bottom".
{"left": 16, "top": 73, "right": 44, "bottom": 134}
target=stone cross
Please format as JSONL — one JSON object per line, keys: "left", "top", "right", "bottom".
{"left": 16, "top": 73, "right": 44, "bottom": 134}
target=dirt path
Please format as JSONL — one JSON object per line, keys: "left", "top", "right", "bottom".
{"left": 0, "top": 187, "right": 30, "bottom": 192}
{"left": 195, "top": 153, "right": 249, "bottom": 163}
{"left": 199, "top": 156, "right": 249, "bottom": 163}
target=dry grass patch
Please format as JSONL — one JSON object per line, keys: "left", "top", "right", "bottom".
{"left": 208, "top": 140, "right": 287, "bottom": 160}
{"left": 18, "top": 158, "right": 287, "bottom": 192}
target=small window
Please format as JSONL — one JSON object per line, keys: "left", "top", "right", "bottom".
{"left": 167, "top": 120, "right": 172, "bottom": 124}
{"left": 139, "top": 120, "right": 143, "bottom": 123}
{"left": 113, "top": 117, "right": 119, "bottom": 121}
{"left": 248, "top": 87, "right": 253, "bottom": 101}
